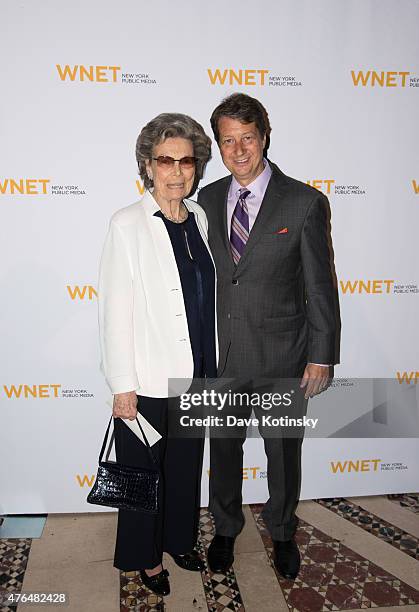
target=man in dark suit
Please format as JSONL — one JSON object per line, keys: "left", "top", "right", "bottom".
{"left": 197, "top": 93, "right": 339, "bottom": 579}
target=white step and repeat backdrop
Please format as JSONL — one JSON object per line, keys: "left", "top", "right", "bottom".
{"left": 1, "top": 0, "right": 418, "bottom": 513}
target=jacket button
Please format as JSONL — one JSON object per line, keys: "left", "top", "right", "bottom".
{"left": 232, "top": 279, "right": 239, "bottom": 285}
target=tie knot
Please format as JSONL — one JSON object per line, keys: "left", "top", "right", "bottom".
{"left": 238, "top": 188, "right": 250, "bottom": 200}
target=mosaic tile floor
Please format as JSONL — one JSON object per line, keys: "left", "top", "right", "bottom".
{"left": 249, "top": 504, "right": 419, "bottom": 611}
{"left": 388, "top": 494, "right": 419, "bottom": 514}
{"left": 197, "top": 509, "right": 245, "bottom": 611}
{"left": 2, "top": 500, "right": 419, "bottom": 611}
{"left": 120, "top": 570, "right": 164, "bottom": 611}
{"left": 316, "top": 498, "right": 419, "bottom": 559}
{"left": 118, "top": 509, "right": 244, "bottom": 611}
{"left": 0, "top": 538, "right": 32, "bottom": 612}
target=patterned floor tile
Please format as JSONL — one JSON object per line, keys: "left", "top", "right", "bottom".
{"left": 388, "top": 494, "right": 419, "bottom": 515}
{"left": 316, "top": 498, "right": 419, "bottom": 560}
{"left": 119, "top": 509, "right": 244, "bottom": 611}
{"left": 249, "top": 503, "right": 419, "bottom": 612}
{"left": 120, "top": 570, "right": 164, "bottom": 611}
{"left": 0, "top": 538, "right": 32, "bottom": 612}
{"left": 197, "top": 509, "right": 245, "bottom": 611}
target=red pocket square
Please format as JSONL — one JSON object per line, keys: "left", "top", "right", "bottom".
{"left": 276, "top": 227, "right": 288, "bottom": 234}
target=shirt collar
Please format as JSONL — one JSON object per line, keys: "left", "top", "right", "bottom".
{"left": 229, "top": 158, "right": 272, "bottom": 200}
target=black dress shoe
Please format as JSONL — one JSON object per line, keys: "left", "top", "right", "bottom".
{"left": 140, "top": 568, "right": 170, "bottom": 596}
{"left": 171, "top": 550, "right": 205, "bottom": 572}
{"left": 273, "top": 538, "right": 300, "bottom": 580}
{"left": 207, "top": 534, "right": 235, "bottom": 573}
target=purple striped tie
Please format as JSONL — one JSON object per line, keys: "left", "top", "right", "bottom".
{"left": 230, "top": 188, "right": 250, "bottom": 265}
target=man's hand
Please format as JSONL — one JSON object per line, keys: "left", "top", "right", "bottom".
{"left": 300, "top": 364, "right": 330, "bottom": 400}
{"left": 113, "top": 391, "right": 138, "bottom": 420}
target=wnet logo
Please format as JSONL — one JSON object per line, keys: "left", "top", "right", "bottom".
{"left": 396, "top": 371, "right": 419, "bottom": 384}
{"left": 307, "top": 179, "right": 367, "bottom": 197}
{"left": 56, "top": 65, "right": 121, "bottom": 82}
{"left": 67, "top": 286, "right": 97, "bottom": 300}
{"left": 242, "top": 467, "right": 261, "bottom": 480}
{"left": 307, "top": 180, "right": 335, "bottom": 195}
{"left": 136, "top": 179, "right": 145, "bottom": 195}
{"left": 0, "top": 178, "right": 50, "bottom": 195}
{"left": 207, "top": 467, "right": 261, "bottom": 480}
{"left": 2, "top": 384, "right": 61, "bottom": 398}
{"left": 76, "top": 474, "right": 95, "bottom": 487}
{"left": 207, "top": 68, "right": 269, "bottom": 86}
{"left": 339, "top": 280, "right": 394, "bottom": 294}
{"left": 331, "top": 459, "right": 381, "bottom": 473}
{"left": 351, "top": 70, "right": 410, "bottom": 87}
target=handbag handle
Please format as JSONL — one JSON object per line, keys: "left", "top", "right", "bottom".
{"left": 99, "top": 416, "right": 158, "bottom": 468}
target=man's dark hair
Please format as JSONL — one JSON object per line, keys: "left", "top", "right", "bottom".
{"left": 210, "top": 93, "right": 271, "bottom": 151}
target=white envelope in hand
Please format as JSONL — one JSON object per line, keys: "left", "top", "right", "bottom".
{"left": 121, "top": 413, "right": 162, "bottom": 446}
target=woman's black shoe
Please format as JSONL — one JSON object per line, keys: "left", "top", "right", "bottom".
{"left": 140, "top": 568, "right": 170, "bottom": 596}
{"left": 171, "top": 550, "right": 205, "bottom": 572}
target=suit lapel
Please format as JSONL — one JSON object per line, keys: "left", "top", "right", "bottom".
{"left": 211, "top": 176, "right": 234, "bottom": 265}
{"left": 142, "top": 191, "right": 183, "bottom": 292}
{"left": 185, "top": 201, "right": 215, "bottom": 269}
{"left": 236, "top": 163, "right": 288, "bottom": 269}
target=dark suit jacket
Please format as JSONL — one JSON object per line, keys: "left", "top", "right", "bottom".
{"left": 197, "top": 161, "right": 340, "bottom": 379}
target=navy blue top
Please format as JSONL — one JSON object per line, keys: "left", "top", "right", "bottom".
{"left": 154, "top": 210, "right": 217, "bottom": 379}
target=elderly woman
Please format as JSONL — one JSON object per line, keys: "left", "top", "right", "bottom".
{"left": 98, "top": 113, "right": 215, "bottom": 596}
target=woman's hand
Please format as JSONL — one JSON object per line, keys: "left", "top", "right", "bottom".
{"left": 113, "top": 391, "right": 138, "bottom": 420}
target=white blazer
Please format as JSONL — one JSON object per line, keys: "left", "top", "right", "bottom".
{"left": 98, "top": 190, "right": 217, "bottom": 397}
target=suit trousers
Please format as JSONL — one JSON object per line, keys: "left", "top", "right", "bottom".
{"left": 209, "top": 349, "right": 307, "bottom": 542}
{"left": 113, "top": 395, "right": 204, "bottom": 570}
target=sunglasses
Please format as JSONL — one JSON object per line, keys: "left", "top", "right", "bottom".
{"left": 152, "top": 155, "right": 196, "bottom": 169}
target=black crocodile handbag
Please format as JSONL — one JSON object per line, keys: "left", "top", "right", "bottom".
{"left": 87, "top": 416, "right": 159, "bottom": 513}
